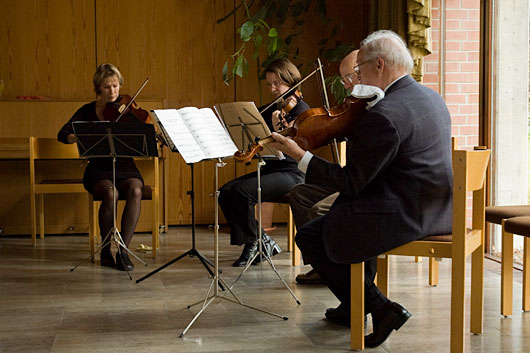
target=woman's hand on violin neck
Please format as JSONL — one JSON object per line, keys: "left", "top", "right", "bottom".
{"left": 270, "top": 132, "right": 306, "bottom": 162}
{"left": 272, "top": 110, "right": 293, "bottom": 132}
{"left": 271, "top": 110, "right": 285, "bottom": 132}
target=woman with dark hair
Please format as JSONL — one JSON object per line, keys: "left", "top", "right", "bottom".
{"left": 58, "top": 63, "right": 145, "bottom": 271}
{"left": 219, "top": 58, "right": 310, "bottom": 267}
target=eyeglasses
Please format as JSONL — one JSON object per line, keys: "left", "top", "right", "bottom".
{"left": 267, "top": 80, "right": 286, "bottom": 88}
{"left": 340, "top": 72, "right": 357, "bottom": 86}
{"left": 353, "top": 59, "right": 373, "bottom": 75}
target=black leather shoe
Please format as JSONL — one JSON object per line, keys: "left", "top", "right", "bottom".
{"left": 100, "top": 248, "right": 115, "bottom": 268}
{"left": 325, "top": 304, "right": 367, "bottom": 329}
{"left": 232, "top": 241, "right": 258, "bottom": 267}
{"left": 296, "top": 269, "right": 325, "bottom": 284}
{"left": 115, "top": 250, "right": 134, "bottom": 271}
{"left": 365, "top": 302, "right": 411, "bottom": 348}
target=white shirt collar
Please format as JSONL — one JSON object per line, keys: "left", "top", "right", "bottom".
{"left": 384, "top": 74, "right": 407, "bottom": 92}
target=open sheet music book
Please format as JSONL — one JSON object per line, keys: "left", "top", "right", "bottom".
{"left": 213, "top": 101, "right": 283, "bottom": 160}
{"left": 151, "top": 107, "right": 238, "bottom": 164}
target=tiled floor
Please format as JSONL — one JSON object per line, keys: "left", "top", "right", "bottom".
{"left": 1, "top": 225, "right": 529, "bottom": 352}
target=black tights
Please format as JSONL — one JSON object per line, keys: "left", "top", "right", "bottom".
{"left": 92, "top": 178, "right": 143, "bottom": 250}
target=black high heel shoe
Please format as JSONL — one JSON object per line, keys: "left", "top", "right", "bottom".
{"left": 100, "top": 247, "right": 115, "bottom": 268}
{"left": 232, "top": 241, "right": 258, "bottom": 267}
{"left": 254, "top": 233, "right": 281, "bottom": 264}
{"left": 115, "top": 250, "right": 134, "bottom": 271}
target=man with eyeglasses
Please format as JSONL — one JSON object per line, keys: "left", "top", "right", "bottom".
{"left": 291, "top": 49, "right": 360, "bottom": 285}
{"left": 270, "top": 30, "right": 452, "bottom": 348}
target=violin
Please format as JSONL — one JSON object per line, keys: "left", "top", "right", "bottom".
{"left": 277, "top": 89, "right": 303, "bottom": 129}
{"left": 234, "top": 96, "right": 368, "bottom": 163}
{"left": 102, "top": 94, "right": 150, "bottom": 123}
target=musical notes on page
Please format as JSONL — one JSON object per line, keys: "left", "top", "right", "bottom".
{"left": 151, "top": 108, "right": 238, "bottom": 164}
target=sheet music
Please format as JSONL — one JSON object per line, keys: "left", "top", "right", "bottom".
{"left": 151, "top": 108, "right": 237, "bottom": 164}
{"left": 214, "top": 102, "right": 284, "bottom": 159}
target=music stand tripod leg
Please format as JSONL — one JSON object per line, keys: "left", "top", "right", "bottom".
{"left": 226, "top": 158, "right": 301, "bottom": 305}
{"left": 179, "top": 159, "right": 287, "bottom": 338}
{"left": 135, "top": 163, "right": 221, "bottom": 286}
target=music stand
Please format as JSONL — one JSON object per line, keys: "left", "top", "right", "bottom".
{"left": 135, "top": 162, "right": 222, "bottom": 287}
{"left": 214, "top": 102, "right": 300, "bottom": 304}
{"left": 180, "top": 158, "right": 287, "bottom": 337}
{"left": 70, "top": 121, "right": 158, "bottom": 278}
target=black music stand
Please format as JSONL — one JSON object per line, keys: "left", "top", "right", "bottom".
{"left": 135, "top": 161, "right": 222, "bottom": 285}
{"left": 70, "top": 121, "right": 158, "bottom": 278}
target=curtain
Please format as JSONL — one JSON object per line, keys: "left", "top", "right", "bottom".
{"left": 369, "top": 0, "right": 432, "bottom": 82}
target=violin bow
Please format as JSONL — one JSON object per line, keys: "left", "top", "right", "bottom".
{"left": 259, "top": 65, "right": 322, "bottom": 115}
{"left": 314, "top": 58, "right": 341, "bottom": 164}
{"left": 315, "top": 58, "right": 331, "bottom": 110}
{"left": 115, "top": 76, "right": 150, "bottom": 122}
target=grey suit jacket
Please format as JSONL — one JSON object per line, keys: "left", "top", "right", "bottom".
{"left": 306, "top": 75, "right": 453, "bottom": 264}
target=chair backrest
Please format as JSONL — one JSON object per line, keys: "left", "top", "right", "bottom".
{"left": 29, "top": 137, "right": 80, "bottom": 160}
{"left": 0, "top": 137, "right": 30, "bottom": 159}
{"left": 452, "top": 149, "right": 490, "bottom": 243}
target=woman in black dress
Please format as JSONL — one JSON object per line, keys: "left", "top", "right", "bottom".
{"left": 58, "top": 63, "right": 144, "bottom": 271}
{"left": 219, "top": 58, "right": 310, "bottom": 267}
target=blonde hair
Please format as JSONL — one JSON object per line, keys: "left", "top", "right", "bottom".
{"left": 93, "top": 63, "right": 123, "bottom": 95}
{"left": 265, "top": 58, "right": 302, "bottom": 88}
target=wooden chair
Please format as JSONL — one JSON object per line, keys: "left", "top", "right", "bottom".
{"left": 492, "top": 215, "right": 530, "bottom": 316}
{"left": 88, "top": 155, "right": 160, "bottom": 260}
{"left": 350, "top": 148, "right": 490, "bottom": 352}
{"left": 29, "top": 137, "right": 85, "bottom": 246}
{"left": 260, "top": 193, "right": 299, "bottom": 265}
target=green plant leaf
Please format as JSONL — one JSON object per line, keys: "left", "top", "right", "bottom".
{"left": 323, "top": 43, "right": 356, "bottom": 62}
{"left": 222, "top": 60, "right": 231, "bottom": 85}
{"left": 233, "top": 55, "right": 245, "bottom": 77}
{"left": 268, "top": 28, "right": 278, "bottom": 37}
{"left": 253, "top": 32, "right": 263, "bottom": 49}
{"left": 240, "top": 21, "right": 254, "bottom": 42}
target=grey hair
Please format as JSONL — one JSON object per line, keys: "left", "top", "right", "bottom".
{"left": 360, "top": 30, "right": 414, "bottom": 74}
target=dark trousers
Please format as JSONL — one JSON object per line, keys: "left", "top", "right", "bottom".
{"left": 219, "top": 169, "right": 303, "bottom": 245}
{"left": 295, "top": 215, "right": 389, "bottom": 314}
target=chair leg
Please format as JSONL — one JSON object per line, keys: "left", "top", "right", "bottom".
{"left": 523, "top": 237, "right": 530, "bottom": 311}
{"left": 501, "top": 222, "right": 513, "bottom": 316}
{"left": 451, "top": 251, "right": 466, "bottom": 353}
{"left": 289, "top": 213, "right": 301, "bottom": 266}
{"left": 350, "top": 262, "right": 365, "bottom": 351}
{"left": 292, "top": 241, "right": 301, "bottom": 266}
{"left": 376, "top": 255, "right": 389, "bottom": 297}
{"left": 287, "top": 207, "right": 294, "bottom": 252}
{"left": 470, "top": 244, "right": 484, "bottom": 334}
{"left": 429, "top": 257, "right": 439, "bottom": 286}
{"left": 88, "top": 195, "right": 95, "bottom": 263}
{"left": 38, "top": 194, "right": 45, "bottom": 239}
{"left": 30, "top": 190, "right": 37, "bottom": 246}
{"left": 152, "top": 189, "right": 159, "bottom": 258}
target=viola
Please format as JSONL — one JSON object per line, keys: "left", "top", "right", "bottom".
{"left": 234, "top": 96, "right": 368, "bottom": 163}
{"left": 102, "top": 94, "right": 150, "bottom": 123}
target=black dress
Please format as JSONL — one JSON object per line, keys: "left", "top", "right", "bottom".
{"left": 218, "top": 99, "right": 309, "bottom": 245}
{"left": 57, "top": 102, "right": 144, "bottom": 193}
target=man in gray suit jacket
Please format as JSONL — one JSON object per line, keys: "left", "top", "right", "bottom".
{"left": 270, "top": 30, "right": 452, "bottom": 348}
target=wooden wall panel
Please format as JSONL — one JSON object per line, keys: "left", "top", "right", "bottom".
{"left": 0, "top": 0, "right": 368, "bottom": 235}
{"left": 0, "top": 0, "right": 96, "bottom": 99}
{"left": 94, "top": 0, "right": 236, "bottom": 225}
